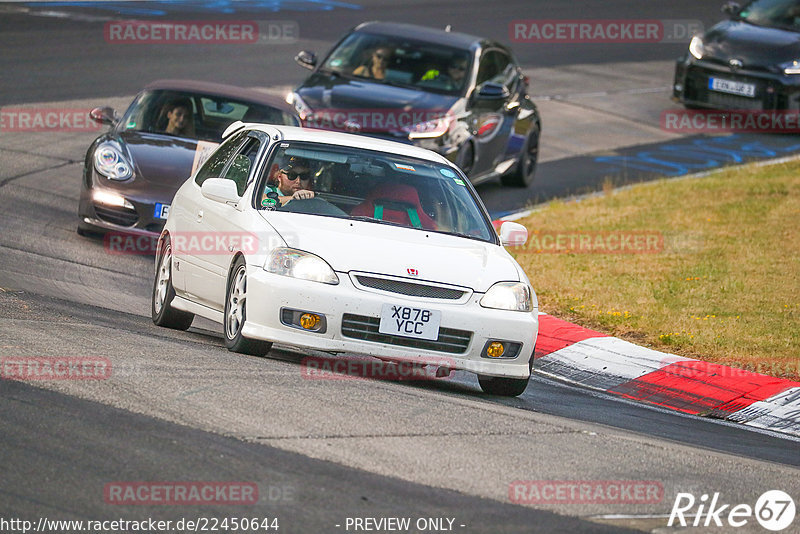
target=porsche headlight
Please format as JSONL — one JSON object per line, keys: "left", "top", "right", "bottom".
{"left": 480, "top": 282, "right": 534, "bottom": 312}
{"left": 94, "top": 143, "right": 132, "bottom": 180}
{"left": 688, "top": 36, "right": 704, "bottom": 60}
{"left": 266, "top": 248, "right": 338, "bottom": 285}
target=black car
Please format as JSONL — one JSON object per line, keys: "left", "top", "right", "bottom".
{"left": 288, "top": 22, "right": 541, "bottom": 187}
{"left": 78, "top": 79, "right": 298, "bottom": 237}
{"left": 674, "top": 0, "right": 800, "bottom": 111}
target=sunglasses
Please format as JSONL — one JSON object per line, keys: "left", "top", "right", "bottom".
{"left": 281, "top": 169, "right": 310, "bottom": 181}
{"left": 374, "top": 53, "right": 389, "bottom": 60}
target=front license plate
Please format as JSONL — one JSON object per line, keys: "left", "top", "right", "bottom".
{"left": 378, "top": 304, "right": 441, "bottom": 341}
{"left": 708, "top": 77, "right": 756, "bottom": 98}
{"left": 154, "top": 203, "right": 171, "bottom": 220}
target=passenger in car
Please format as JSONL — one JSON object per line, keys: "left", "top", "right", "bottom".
{"left": 353, "top": 47, "right": 393, "bottom": 80}
{"left": 262, "top": 156, "right": 315, "bottom": 206}
{"left": 159, "top": 97, "right": 195, "bottom": 137}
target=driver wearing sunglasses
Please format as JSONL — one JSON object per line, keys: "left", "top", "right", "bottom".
{"left": 262, "top": 156, "right": 315, "bottom": 207}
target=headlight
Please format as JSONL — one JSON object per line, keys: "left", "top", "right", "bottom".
{"left": 266, "top": 248, "right": 338, "bottom": 285}
{"left": 94, "top": 143, "right": 132, "bottom": 180}
{"left": 480, "top": 282, "right": 534, "bottom": 312}
{"left": 783, "top": 60, "right": 800, "bottom": 75}
{"left": 288, "top": 92, "right": 312, "bottom": 121}
{"left": 688, "top": 36, "right": 704, "bottom": 60}
{"left": 404, "top": 113, "right": 453, "bottom": 140}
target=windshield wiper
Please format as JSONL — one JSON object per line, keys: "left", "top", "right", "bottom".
{"left": 348, "top": 215, "right": 410, "bottom": 228}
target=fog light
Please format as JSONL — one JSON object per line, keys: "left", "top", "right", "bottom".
{"left": 486, "top": 342, "right": 505, "bottom": 358}
{"left": 300, "top": 313, "right": 320, "bottom": 330}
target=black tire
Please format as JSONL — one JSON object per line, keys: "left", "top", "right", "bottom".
{"left": 501, "top": 122, "right": 540, "bottom": 187}
{"left": 152, "top": 235, "right": 194, "bottom": 330}
{"left": 224, "top": 257, "right": 273, "bottom": 356}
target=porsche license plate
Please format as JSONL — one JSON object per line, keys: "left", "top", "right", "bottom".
{"left": 378, "top": 304, "right": 441, "bottom": 340}
{"left": 154, "top": 203, "right": 171, "bottom": 220}
{"left": 708, "top": 77, "right": 756, "bottom": 98}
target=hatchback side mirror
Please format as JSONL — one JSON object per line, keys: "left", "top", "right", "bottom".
{"left": 498, "top": 221, "right": 528, "bottom": 246}
{"left": 201, "top": 178, "right": 240, "bottom": 205}
{"left": 295, "top": 50, "right": 317, "bottom": 70}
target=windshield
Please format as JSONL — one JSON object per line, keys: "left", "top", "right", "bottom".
{"left": 739, "top": 0, "right": 800, "bottom": 30}
{"left": 258, "top": 141, "right": 496, "bottom": 243}
{"left": 321, "top": 32, "right": 472, "bottom": 96}
{"left": 120, "top": 89, "right": 298, "bottom": 142}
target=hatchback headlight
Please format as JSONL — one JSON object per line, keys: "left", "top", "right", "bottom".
{"left": 266, "top": 248, "right": 338, "bottom": 285}
{"left": 94, "top": 142, "right": 132, "bottom": 180}
{"left": 688, "top": 36, "right": 704, "bottom": 60}
{"left": 480, "top": 282, "right": 534, "bottom": 312}
{"left": 782, "top": 60, "right": 800, "bottom": 75}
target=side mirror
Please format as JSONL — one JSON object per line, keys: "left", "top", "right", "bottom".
{"left": 201, "top": 178, "right": 240, "bottom": 205}
{"left": 498, "top": 221, "right": 528, "bottom": 247}
{"left": 721, "top": 1, "right": 741, "bottom": 16}
{"left": 470, "top": 82, "right": 510, "bottom": 109}
{"left": 295, "top": 50, "right": 317, "bottom": 70}
{"left": 89, "top": 106, "right": 118, "bottom": 126}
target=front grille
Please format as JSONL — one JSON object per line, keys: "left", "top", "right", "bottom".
{"left": 707, "top": 92, "right": 764, "bottom": 111}
{"left": 341, "top": 314, "right": 472, "bottom": 354}
{"left": 354, "top": 275, "right": 467, "bottom": 300}
{"left": 94, "top": 204, "right": 139, "bottom": 227}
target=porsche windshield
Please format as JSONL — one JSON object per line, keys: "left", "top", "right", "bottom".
{"left": 258, "top": 142, "right": 496, "bottom": 243}
{"left": 120, "top": 89, "right": 297, "bottom": 142}
{"left": 320, "top": 32, "right": 472, "bottom": 96}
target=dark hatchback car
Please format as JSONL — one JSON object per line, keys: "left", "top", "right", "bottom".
{"left": 288, "top": 22, "right": 541, "bottom": 187}
{"left": 78, "top": 79, "right": 298, "bottom": 237}
{"left": 674, "top": 0, "right": 800, "bottom": 111}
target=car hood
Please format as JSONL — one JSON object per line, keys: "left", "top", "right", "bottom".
{"left": 297, "top": 72, "right": 459, "bottom": 113}
{"left": 260, "top": 212, "right": 518, "bottom": 293}
{"left": 117, "top": 131, "right": 207, "bottom": 197}
{"left": 703, "top": 20, "right": 800, "bottom": 67}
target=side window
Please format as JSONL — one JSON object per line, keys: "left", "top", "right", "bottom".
{"left": 223, "top": 136, "right": 262, "bottom": 196}
{"left": 194, "top": 131, "right": 247, "bottom": 187}
{"left": 476, "top": 50, "right": 512, "bottom": 87}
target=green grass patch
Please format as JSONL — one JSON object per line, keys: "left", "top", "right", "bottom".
{"left": 512, "top": 159, "right": 800, "bottom": 380}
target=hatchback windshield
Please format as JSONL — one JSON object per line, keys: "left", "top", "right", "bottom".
{"left": 120, "top": 89, "right": 298, "bottom": 142}
{"left": 740, "top": 0, "right": 800, "bottom": 30}
{"left": 258, "top": 142, "right": 495, "bottom": 243}
{"left": 321, "top": 32, "right": 472, "bottom": 96}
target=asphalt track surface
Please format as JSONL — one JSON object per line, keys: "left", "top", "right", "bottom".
{"left": 1, "top": 1, "right": 799, "bottom": 533}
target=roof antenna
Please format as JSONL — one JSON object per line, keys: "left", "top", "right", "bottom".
{"left": 445, "top": 25, "right": 452, "bottom": 32}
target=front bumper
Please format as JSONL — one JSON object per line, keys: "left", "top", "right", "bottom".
{"left": 241, "top": 266, "right": 538, "bottom": 379}
{"left": 78, "top": 175, "right": 170, "bottom": 236}
{"left": 673, "top": 56, "right": 800, "bottom": 110}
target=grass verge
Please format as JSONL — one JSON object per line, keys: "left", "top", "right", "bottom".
{"left": 512, "top": 159, "right": 800, "bottom": 380}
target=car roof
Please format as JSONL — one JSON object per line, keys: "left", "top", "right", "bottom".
{"left": 353, "top": 21, "right": 485, "bottom": 50}
{"left": 243, "top": 124, "right": 454, "bottom": 165}
{"left": 142, "top": 79, "right": 296, "bottom": 115}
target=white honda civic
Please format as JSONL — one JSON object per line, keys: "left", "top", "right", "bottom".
{"left": 151, "top": 122, "right": 538, "bottom": 396}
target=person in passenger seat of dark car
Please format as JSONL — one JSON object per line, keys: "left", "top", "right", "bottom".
{"left": 161, "top": 98, "right": 195, "bottom": 137}
{"left": 263, "top": 156, "right": 315, "bottom": 206}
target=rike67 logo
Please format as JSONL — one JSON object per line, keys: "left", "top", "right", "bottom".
{"left": 669, "top": 490, "right": 796, "bottom": 531}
